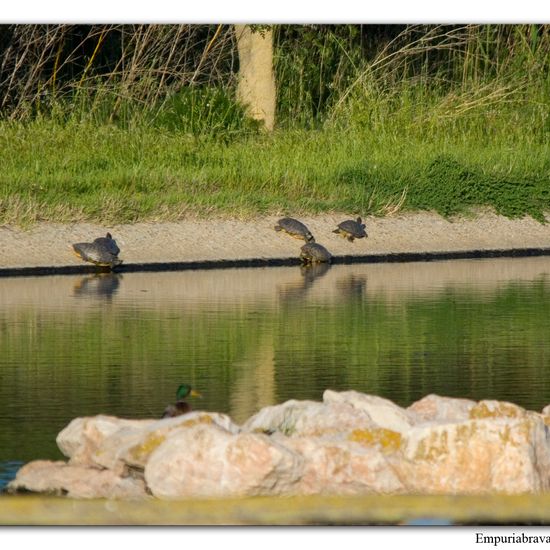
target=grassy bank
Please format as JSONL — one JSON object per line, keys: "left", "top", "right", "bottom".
{"left": 0, "top": 24, "right": 549, "bottom": 225}
{"left": 1, "top": 120, "right": 548, "bottom": 225}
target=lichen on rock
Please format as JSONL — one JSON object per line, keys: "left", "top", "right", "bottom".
{"left": 9, "top": 391, "right": 550, "bottom": 499}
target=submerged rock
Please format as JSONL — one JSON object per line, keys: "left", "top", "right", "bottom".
{"left": 8, "top": 391, "right": 550, "bottom": 499}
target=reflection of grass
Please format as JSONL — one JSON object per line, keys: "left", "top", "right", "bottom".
{"left": 1, "top": 278, "right": 550, "bottom": 462}
{"left": 274, "top": 280, "right": 550, "bottom": 407}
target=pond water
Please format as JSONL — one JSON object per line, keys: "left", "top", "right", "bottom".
{"left": 2, "top": 257, "right": 550, "bottom": 490}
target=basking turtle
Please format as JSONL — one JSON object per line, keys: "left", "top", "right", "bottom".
{"left": 274, "top": 217, "right": 315, "bottom": 242}
{"left": 162, "top": 384, "right": 202, "bottom": 418}
{"left": 300, "top": 242, "right": 332, "bottom": 264}
{"left": 92, "top": 232, "right": 120, "bottom": 256}
{"left": 72, "top": 233, "right": 122, "bottom": 268}
{"left": 333, "top": 217, "right": 368, "bottom": 242}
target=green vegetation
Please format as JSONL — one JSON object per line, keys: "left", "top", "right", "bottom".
{"left": 0, "top": 24, "right": 549, "bottom": 224}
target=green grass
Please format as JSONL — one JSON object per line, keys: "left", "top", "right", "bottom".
{"left": 1, "top": 24, "right": 549, "bottom": 225}
{"left": 0, "top": 117, "right": 549, "bottom": 225}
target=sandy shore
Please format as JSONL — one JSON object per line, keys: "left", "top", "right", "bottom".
{"left": 1, "top": 211, "right": 550, "bottom": 271}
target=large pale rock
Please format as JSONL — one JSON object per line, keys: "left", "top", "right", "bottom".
{"left": 8, "top": 460, "right": 147, "bottom": 499}
{"left": 407, "top": 394, "right": 477, "bottom": 423}
{"left": 57, "top": 415, "right": 155, "bottom": 466}
{"left": 280, "top": 434, "right": 405, "bottom": 495}
{"left": 324, "top": 390, "right": 415, "bottom": 433}
{"left": 469, "top": 399, "right": 531, "bottom": 420}
{"left": 242, "top": 399, "right": 375, "bottom": 437}
{"left": 92, "top": 412, "right": 240, "bottom": 474}
{"left": 398, "top": 412, "right": 550, "bottom": 494}
{"left": 145, "top": 423, "right": 303, "bottom": 498}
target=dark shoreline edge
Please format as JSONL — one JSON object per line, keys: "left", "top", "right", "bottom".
{"left": 3, "top": 246, "right": 550, "bottom": 278}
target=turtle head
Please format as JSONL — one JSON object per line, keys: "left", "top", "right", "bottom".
{"left": 306, "top": 233, "right": 315, "bottom": 243}
{"left": 106, "top": 232, "right": 113, "bottom": 239}
{"left": 176, "top": 384, "right": 202, "bottom": 401}
{"left": 356, "top": 217, "right": 362, "bottom": 224}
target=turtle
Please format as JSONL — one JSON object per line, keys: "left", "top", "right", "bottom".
{"left": 333, "top": 217, "right": 368, "bottom": 242}
{"left": 92, "top": 232, "right": 120, "bottom": 256}
{"left": 161, "top": 384, "right": 202, "bottom": 418}
{"left": 300, "top": 242, "right": 332, "bottom": 264}
{"left": 274, "top": 217, "right": 315, "bottom": 242}
{"left": 72, "top": 233, "right": 122, "bottom": 269}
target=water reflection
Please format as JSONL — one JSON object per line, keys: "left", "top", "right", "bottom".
{"left": 335, "top": 274, "right": 368, "bottom": 300}
{"left": 0, "top": 461, "right": 24, "bottom": 491}
{"left": 301, "top": 262, "right": 331, "bottom": 283}
{"left": 73, "top": 273, "right": 122, "bottom": 300}
{"left": 1, "top": 257, "right": 550, "bottom": 475}
{"left": 277, "top": 263, "right": 331, "bottom": 302}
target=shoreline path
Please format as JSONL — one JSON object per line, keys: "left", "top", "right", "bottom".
{"left": 1, "top": 211, "right": 550, "bottom": 273}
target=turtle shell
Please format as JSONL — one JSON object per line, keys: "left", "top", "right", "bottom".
{"left": 335, "top": 217, "right": 367, "bottom": 240}
{"left": 93, "top": 233, "right": 120, "bottom": 256}
{"left": 300, "top": 242, "right": 332, "bottom": 263}
{"left": 275, "top": 217, "right": 314, "bottom": 242}
{"left": 73, "top": 242, "right": 122, "bottom": 267}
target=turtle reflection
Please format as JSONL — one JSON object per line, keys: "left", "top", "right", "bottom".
{"left": 301, "top": 262, "right": 331, "bottom": 283}
{"left": 278, "top": 262, "right": 332, "bottom": 302}
{"left": 73, "top": 273, "right": 122, "bottom": 299}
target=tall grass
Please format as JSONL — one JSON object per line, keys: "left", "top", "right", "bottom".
{"left": 0, "top": 24, "right": 549, "bottom": 224}
{"left": 0, "top": 24, "right": 240, "bottom": 129}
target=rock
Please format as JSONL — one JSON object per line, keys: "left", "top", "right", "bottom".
{"left": 397, "top": 411, "right": 550, "bottom": 494}
{"left": 407, "top": 394, "right": 477, "bottom": 423}
{"left": 242, "top": 398, "right": 375, "bottom": 437}
{"left": 8, "top": 460, "right": 147, "bottom": 499}
{"left": 323, "top": 390, "right": 414, "bottom": 433}
{"left": 57, "top": 415, "right": 155, "bottom": 466}
{"left": 145, "top": 423, "right": 303, "bottom": 498}
{"left": 281, "top": 434, "right": 406, "bottom": 495}
{"left": 469, "top": 399, "right": 531, "bottom": 420}
{"left": 11, "top": 391, "right": 550, "bottom": 499}
{"left": 93, "top": 412, "right": 240, "bottom": 474}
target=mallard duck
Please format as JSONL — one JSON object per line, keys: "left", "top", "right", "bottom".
{"left": 161, "top": 384, "right": 202, "bottom": 418}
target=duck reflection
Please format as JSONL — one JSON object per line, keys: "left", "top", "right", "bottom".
{"left": 73, "top": 273, "right": 122, "bottom": 300}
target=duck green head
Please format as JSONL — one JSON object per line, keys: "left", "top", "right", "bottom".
{"left": 176, "top": 383, "right": 202, "bottom": 401}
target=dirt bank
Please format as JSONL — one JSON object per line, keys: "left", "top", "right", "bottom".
{"left": 1, "top": 211, "right": 550, "bottom": 271}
